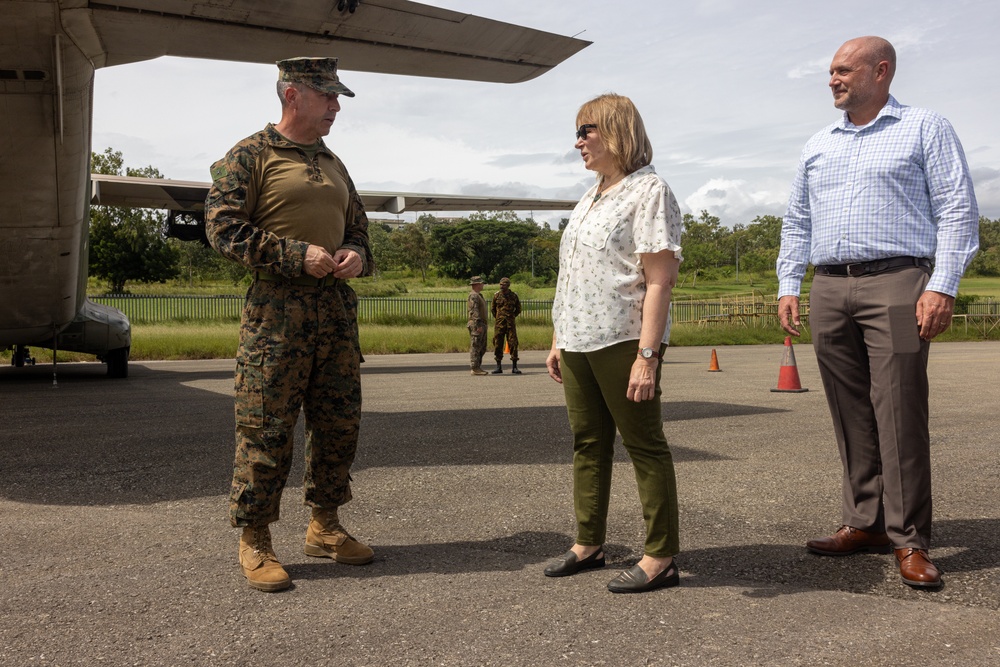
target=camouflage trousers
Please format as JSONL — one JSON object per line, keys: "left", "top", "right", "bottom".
{"left": 229, "top": 279, "right": 362, "bottom": 527}
{"left": 493, "top": 322, "right": 518, "bottom": 363}
{"left": 468, "top": 322, "right": 487, "bottom": 369}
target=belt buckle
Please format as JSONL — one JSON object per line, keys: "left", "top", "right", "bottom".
{"left": 847, "top": 262, "right": 865, "bottom": 277}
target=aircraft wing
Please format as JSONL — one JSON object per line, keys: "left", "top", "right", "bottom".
{"left": 60, "top": 0, "right": 590, "bottom": 83}
{"left": 90, "top": 174, "right": 578, "bottom": 214}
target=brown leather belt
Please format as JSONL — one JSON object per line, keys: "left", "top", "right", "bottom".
{"left": 814, "top": 256, "right": 931, "bottom": 278}
{"left": 255, "top": 271, "right": 339, "bottom": 288}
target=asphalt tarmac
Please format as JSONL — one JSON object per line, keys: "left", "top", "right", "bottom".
{"left": 1, "top": 342, "right": 998, "bottom": 666}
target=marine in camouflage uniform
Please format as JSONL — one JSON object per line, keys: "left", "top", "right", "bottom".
{"left": 205, "top": 57, "right": 374, "bottom": 592}
{"left": 490, "top": 277, "right": 522, "bottom": 374}
{"left": 467, "top": 276, "right": 489, "bottom": 375}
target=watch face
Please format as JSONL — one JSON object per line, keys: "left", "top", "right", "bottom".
{"left": 640, "top": 347, "right": 653, "bottom": 358}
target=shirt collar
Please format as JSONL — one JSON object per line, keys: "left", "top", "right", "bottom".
{"left": 264, "top": 123, "right": 334, "bottom": 156}
{"left": 833, "top": 94, "right": 903, "bottom": 133}
{"left": 585, "top": 164, "right": 656, "bottom": 200}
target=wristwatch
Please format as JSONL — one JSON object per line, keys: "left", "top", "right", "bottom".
{"left": 638, "top": 346, "right": 662, "bottom": 360}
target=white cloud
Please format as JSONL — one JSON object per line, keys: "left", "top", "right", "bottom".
{"left": 89, "top": 0, "right": 1000, "bottom": 221}
{"left": 683, "top": 178, "right": 789, "bottom": 225}
{"left": 787, "top": 57, "right": 830, "bottom": 80}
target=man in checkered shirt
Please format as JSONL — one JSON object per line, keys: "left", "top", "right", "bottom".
{"left": 776, "top": 36, "right": 979, "bottom": 589}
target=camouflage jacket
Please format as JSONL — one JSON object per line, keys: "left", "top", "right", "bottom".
{"left": 490, "top": 289, "right": 521, "bottom": 325}
{"left": 468, "top": 291, "right": 488, "bottom": 328}
{"left": 204, "top": 123, "right": 374, "bottom": 278}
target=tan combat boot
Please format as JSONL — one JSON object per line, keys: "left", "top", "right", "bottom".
{"left": 239, "top": 525, "right": 291, "bottom": 592}
{"left": 471, "top": 366, "right": 488, "bottom": 376}
{"left": 303, "top": 507, "right": 374, "bottom": 565}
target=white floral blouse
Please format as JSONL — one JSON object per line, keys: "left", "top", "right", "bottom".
{"left": 553, "top": 165, "right": 684, "bottom": 353}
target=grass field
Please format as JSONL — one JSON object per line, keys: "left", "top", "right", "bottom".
{"left": 5, "top": 274, "right": 997, "bottom": 365}
{"left": 105, "top": 273, "right": 1000, "bottom": 300}
{"left": 4, "top": 316, "right": 996, "bottom": 367}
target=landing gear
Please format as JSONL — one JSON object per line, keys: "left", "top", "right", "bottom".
{"left": 106, "top": 346, "right": 129, "bottom": 379}
{"left": 11, "top": 345, "right": 35, "bottom": 367}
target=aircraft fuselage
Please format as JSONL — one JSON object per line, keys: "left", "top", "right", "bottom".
{"left": 1, "top": 1, "right": 130, "bottom": 374}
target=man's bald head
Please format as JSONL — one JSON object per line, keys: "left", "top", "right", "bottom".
{"left": 829, "top": 36, "right": 896, "bottom": 125}
{"left": 841, "top": 36, "right": 896, "bottom": 84}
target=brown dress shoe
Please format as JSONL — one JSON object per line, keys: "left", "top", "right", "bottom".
{"left": 896, "top": 548, "right": 942, "bottom": 588}
{"left": 806, "top": 525, "right": 891, "bottom": 556}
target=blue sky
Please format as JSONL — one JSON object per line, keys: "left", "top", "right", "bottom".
{"left": 92, "top": 0, "right": 999, "bottom": 228}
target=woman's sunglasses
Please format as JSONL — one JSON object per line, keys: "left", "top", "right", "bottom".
{"left": 576, "top": 124, "right": 597, "bottom": 140}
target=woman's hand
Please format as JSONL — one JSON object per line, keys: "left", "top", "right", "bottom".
{"left": 546, "top": 344, "right": 562, "bottom": 383}
{"left": 626, "top": 357, "right": 658, "bottom": 402}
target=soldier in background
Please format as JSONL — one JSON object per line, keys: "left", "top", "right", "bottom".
{"left": 491, "top": 277, "right": 522, "bottom": 374}
{"left": 467, "top": 276, "right": 489, "bottom": 376}
{"left": 205, "top": 57, "right": 375, "bottom": 592}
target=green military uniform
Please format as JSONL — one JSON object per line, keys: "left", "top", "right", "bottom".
{"left": 467, "top": 276, "right": 488, "bottom": 373}
{"left": 206, "top": 122, "right": 374, "bottom": 528}
{"left": 490, "top": 278, "right": 521, "bottom": 373}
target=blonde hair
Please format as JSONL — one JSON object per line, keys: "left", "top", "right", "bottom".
{"left": 576, "top": 93, "right": 653, "bottom": 175}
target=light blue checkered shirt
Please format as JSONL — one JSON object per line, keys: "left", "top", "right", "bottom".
{"left": 777, "top": 95, "right": 979, "bottom": 297}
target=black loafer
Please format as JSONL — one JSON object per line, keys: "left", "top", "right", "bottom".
{"left": 607, "top": 561, "right": 679, "bottom": 593}
{"left": 543, "top": 549, "right": 606, "bottom": 577}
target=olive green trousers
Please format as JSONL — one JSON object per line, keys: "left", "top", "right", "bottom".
{"left": 560, "top": 340, "right": 679, "bottom": 557}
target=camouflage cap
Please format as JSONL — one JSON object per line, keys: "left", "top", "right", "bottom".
{"left": 277, "top": 57, "right": 355, "bottom": 97}
{"left": 469, "top": 276, "right": 485, "bottom": 285}
{"left": 499, "top": 277, "right": 511, "bottom": 286}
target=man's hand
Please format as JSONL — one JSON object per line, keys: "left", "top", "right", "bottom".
{"left": 778, "top": 295, "right": 802, "bottom": 337}
{"left": 332, "top": 248, "right": 363, "bottom": 279}
{"left": 916, "top": 291, "right": 955, "bottom": 341}
{"left": 303, "top": 244, "right": 336, "bottom": 278}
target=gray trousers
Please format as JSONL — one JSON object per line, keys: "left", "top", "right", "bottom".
{"left": 809, "top": 265, "right": 932, "bottom": 549}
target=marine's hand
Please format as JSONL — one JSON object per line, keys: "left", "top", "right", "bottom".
{"left": 626, "top": 357, "right": 657, "bottom": 402}
{"left": 546, "top": 346, "right": 562, "bottom": 383}
{"left": 303, "top": 245, "right": 336, "bottom": 278}
{"left": 916, "top": 290, "right": 955, "bottom": 341}
{"left": 778, "top": 295, "right": 801, "bottom": 337}
{"left": 332, "top": 248, "right": 363, "bottom": 279}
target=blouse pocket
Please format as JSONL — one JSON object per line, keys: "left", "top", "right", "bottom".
{"left": 578, "top": 217, "right": 621, "bottom": 251}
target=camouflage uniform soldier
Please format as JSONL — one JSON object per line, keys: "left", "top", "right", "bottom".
{"left": 490, "top": 277, "right": 522, "bottom": 374}
{"left": 467, "top": 276, "right": 489, "bottom": 375}
{"left": 205, "top": 57, "right": 375, "bottom": 592}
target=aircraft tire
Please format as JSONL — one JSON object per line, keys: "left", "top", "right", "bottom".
{"left": 107, "top": 346, "right": 130, "bottom": 379}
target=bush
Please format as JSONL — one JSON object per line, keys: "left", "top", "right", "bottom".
{"left": 351, "top": 280, "right": 408, "bottom": 297}
{"left": 954, "top": 293, "right": 981, "bottom": 315}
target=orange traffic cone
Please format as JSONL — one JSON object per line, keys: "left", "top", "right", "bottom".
{"left": 504, "top": 340, "right": 510, "bottom": 354}
{"left": 771, "top": 336, "right": 808, "bottom": 392}
{"left": 708, "top": 348, "right": 721, "bottom": 372}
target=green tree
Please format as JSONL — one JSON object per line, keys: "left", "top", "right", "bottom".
{"left": 393, "top": 224, "right": 432, "bottom": 280}
{"left": 680, "top": 210, "right": 727, "bottom": 285}
{"left": 730, "top": 215, "right": 782, "bottom": 284}
{"left": 89, "top": 148, "right": 179, "bottom": 292}
{"left": 431, "top": 213, "right": 539, "bottom": 281}
{"left": 367, "top": 223, "right": 400, "bottom": 273}
{"left": 528, "top": 227, "right": 561, "bottom": 281}
{"left": 969, "top": 217, "right": 1000, "bottom": 276}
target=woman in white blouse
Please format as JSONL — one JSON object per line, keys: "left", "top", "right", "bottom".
{"left": 544, "top": 93, "right": 684, "bottom": 594}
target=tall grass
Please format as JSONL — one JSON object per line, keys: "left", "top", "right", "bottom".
{"left": 3, "top": 318, "right": 997, "bottom": 366}
{"left": 6, "top": 273, "right": 998, "bottom": 365}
